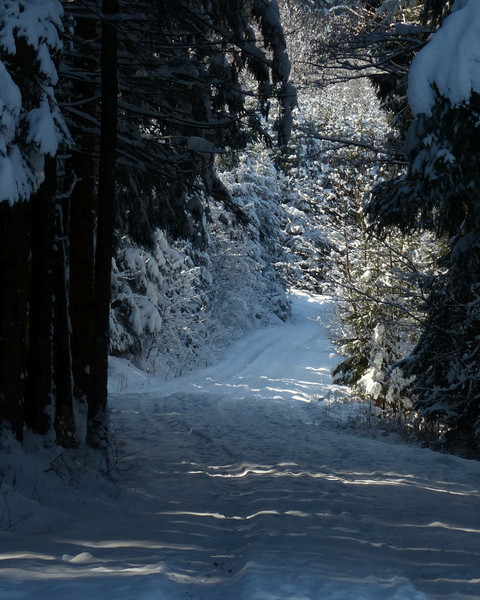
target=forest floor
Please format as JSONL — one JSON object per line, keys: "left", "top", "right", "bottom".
{"left": 1, "top": 292, "right": 480, "bottom": 599}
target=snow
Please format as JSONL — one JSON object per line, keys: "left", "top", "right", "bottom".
{"left": 27, "top": 92, "right": 61, "bottom": 156}
{"left": 0, "top": 0, "right": 67, "bottom": 204}
{"left": 0, "top": 145, "right": 33, "bottom": 204}
{"left": 408, "top": 0, "right": 480, "bottom": 115}
{"left": 0, "top": 0, "right": 63, "bottom": 56}
{"left": 0, "top": 62, "right": 21, "bottom": 145}
{"left": 2, "top": 292, "right": 480, "bottom": 599}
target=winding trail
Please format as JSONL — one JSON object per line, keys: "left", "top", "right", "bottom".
{"left": 1, "top": 292, "right": 480, "bottom": 599}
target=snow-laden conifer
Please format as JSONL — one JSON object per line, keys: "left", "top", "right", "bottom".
{"left": 0, "top": 0, "right": 67, "bottom": 204}
{"left": 364, "top": 0, "right": 480, "bottom": 451}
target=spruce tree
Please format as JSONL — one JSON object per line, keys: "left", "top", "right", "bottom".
{"left": 0, "top": 0, "right": 70, "bottom": 443}
{"left": 61, "top": 0, "right": 295, "bottom": 447}
{"left": 366, "top": 0, "right": 480, "bottom": 452}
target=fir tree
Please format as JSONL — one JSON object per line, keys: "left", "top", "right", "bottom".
{"left": 0, "top": 0, "right": 71, "bottom": 443}
{"left": 366, "top": 0, "right": 480, "bottom": 452}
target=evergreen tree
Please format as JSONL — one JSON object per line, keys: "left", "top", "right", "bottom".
{"left": 112, "top": 0, "right": 296, "bottom": 249}
{"left": 0, "top": 0, "right": 294, "bottom": 448}
{"left": 284, "top": 0, "right": 442, "bottom": 421}
{"left": 61, "top": 0, "right": 98, "bottom": 427}
{"left": 366, "top": 0, "right": 480, "bottom": 451}
{"left": 70, "top": 0, "right": 295, "bottom": 447}
{"left": 0, "top": 0, "right": 70, "bottom": 443}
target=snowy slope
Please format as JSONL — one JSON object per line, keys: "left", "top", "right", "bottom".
{"left": 1, "top": 292, "right": 480, "bottom": 599}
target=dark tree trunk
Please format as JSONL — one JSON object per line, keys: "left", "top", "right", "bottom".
{"left": 0, "top": 202, "right": 30, "bottom": 442}
{"left": 69, "top": 152, "right": 96, "bottom": 410}
{"left": 67, "top": 9, "right": 98, "bottom": 423}
{"left": 24, "top": 161, "right": 56, "bottom": 438}
{"left": 53, "top": 175, "right": 77, "bottom": 448}
{"left": 87, "top": 0, "right": 118, "bottom": 449}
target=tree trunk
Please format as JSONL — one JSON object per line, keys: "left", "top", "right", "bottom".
{"left": 69, "top": 153, "right": 96, "bottom": 412}
{"left": 24, "top": 160, "right": 56, "bottom": 439}
{"left": 54, "top": 183, "right": 78, "bottom": 448}
{"left": 0, "top": 202, "right": 30, "bottom": 442}
{"left": 67, "top": 8, "right": 98, "bottom": 426}
{"left": 87, "top": 0, "right": 118, "bottom": 450}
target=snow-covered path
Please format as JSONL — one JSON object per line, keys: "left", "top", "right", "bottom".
{"left": 1, "top": 292, "right": 480, "bottom": 599}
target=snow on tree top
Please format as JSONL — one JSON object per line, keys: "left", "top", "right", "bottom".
{"left": 0, "top": 0, "right": 66, "bottom": 204}
{"left": 408, "top": 0, "right": 480, "bottom": 116}
{"left": 0, "top": 0, "right": 63, "bottom": 57}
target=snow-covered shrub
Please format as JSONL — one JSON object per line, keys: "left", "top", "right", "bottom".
{"left": 111, "top": 229, "right": 211, "bottom": 377}
{"left": 214, "top": 149, "right": 291, "bottom": 327}
{"left": 315, "top": 80, "right": 442, "bottom": 417}
{"left": 111, "top": 177, "right": 290, "bottom": 379}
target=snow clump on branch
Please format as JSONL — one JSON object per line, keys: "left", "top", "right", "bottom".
{"left": 0, "top": 0, "right": 68, "bottom": 204}
{"left": 408, "top": 0, "right": 480, "bottom": 116}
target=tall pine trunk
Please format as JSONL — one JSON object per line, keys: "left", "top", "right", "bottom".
{"left": 69, "top": 151, "right": 96, "bottom": 412}
{"left": 53, "top": 169, "right": 77, "bottom": 447}
{"left": 87, "top": 0, "right": 118, "bottom": 450}
{"left": 67, "top": 9, "right": 98, "bottom": 427}
{"left": 24, "top": 163, "right": 56, "bottom": 439}
{"left": 0, "top": 202, "right": 30, "bottom": 442}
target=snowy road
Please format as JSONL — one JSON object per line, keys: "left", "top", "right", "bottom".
{"left": 1, "top": 292, "right": 480, "bottom": 599}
